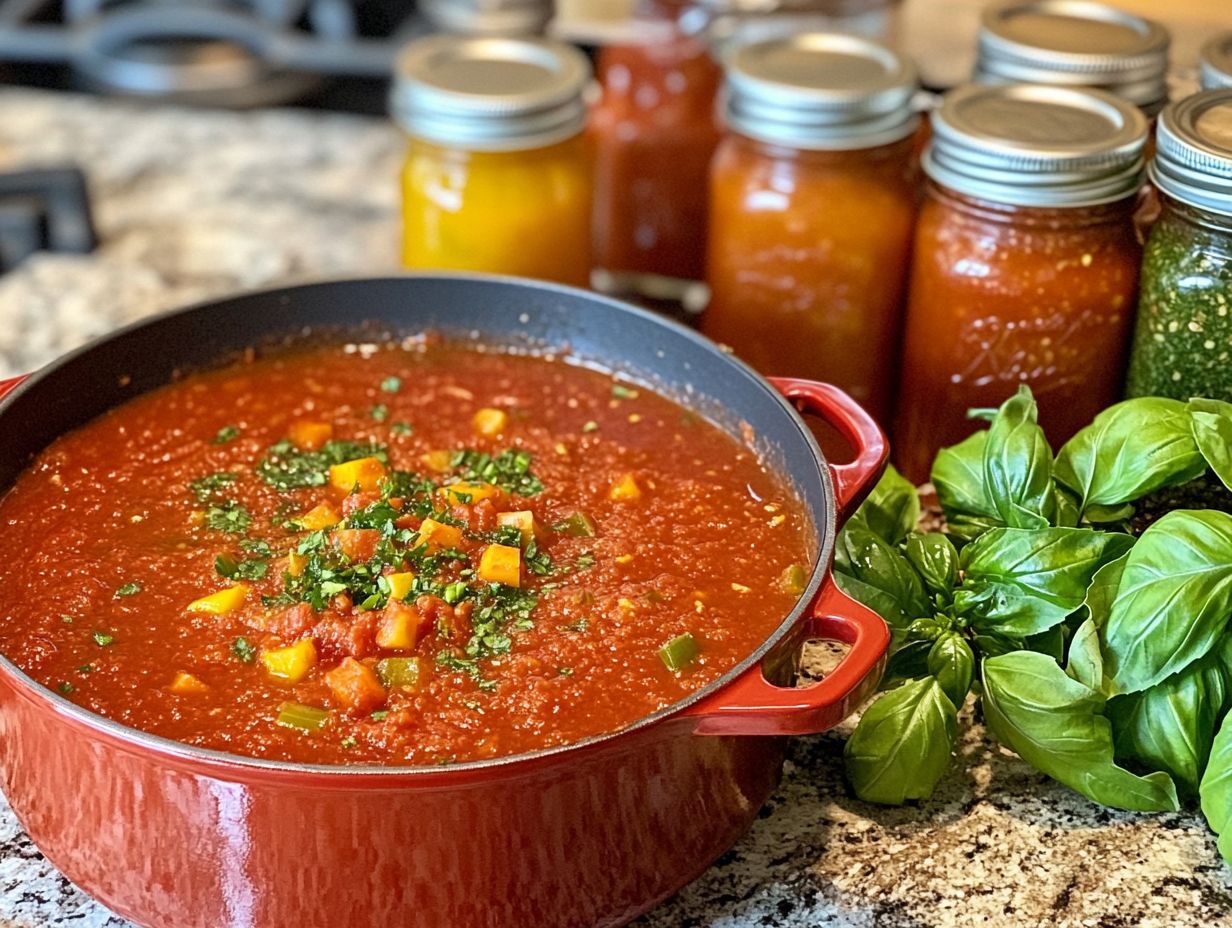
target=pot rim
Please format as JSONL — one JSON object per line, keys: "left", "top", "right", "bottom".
{"left": 0, "top": 272, "right": 837, "bottom": 779}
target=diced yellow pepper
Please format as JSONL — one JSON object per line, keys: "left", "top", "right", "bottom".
{"left": 169, "top": 672, "right": 209, "bottom": 694}
{"left": 261, "top": 638, "right": 318, "bottom": 685}
{"left": 287, "top": 550, "right": 308, "bottom": 577}
{"left": 416, "top": 518, "right": 463, "bottom": 552}
{"left": 438, "top": 481, "right": 502, "bottom": 505}
{"left": 288, "top": 420, "right": 333, "bottom": 451}
{"left": 420, "top": 450, "right": 454, "bottom": 473}
{"left": 609, "top": 473, "right": 643, "bottom": 501}
{"left": 473, "top": 407, "right": 509, "bottom": 438}
{"left": 328, "top": 456, "right": 388, "bottom": 494}
{"left": 386, "top": 571, "right": 416, "bottom": 602}
{"left": 294, "top": 502, "right": 341, "bottom": 531}
{"left": 497, "top": 510, "right": 537, "bottom": 546}
{"left": 186, "top": 583, "right": 249, "bottom": 615}
{"left": 478, "top": 544, "right": 522, "bottom": 587}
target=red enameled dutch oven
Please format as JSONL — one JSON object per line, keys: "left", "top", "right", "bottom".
{"left": 0, "top": 275, "right": 889, "bottom": 928}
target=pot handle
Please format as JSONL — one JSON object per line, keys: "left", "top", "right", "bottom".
{"left": 769, "top": 377, "right": 888, "bottom": 522}
{"left": 684, "top": 579, "right": 889, "bottom": 736}
{"left": 0, "top": 375, "right": 27, "bottom": 401}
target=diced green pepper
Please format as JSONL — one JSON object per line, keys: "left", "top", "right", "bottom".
{"left": 377, "top": 657, "right": 424, "bottom": 690}
{"left": 558, "top": 511, "right": 596, "bottom": 538}
{"left": 275, "top": 702, "right": 330, "bottom": 732}
{"left": 658, "top": 633, "right": 700, "bottom": 672}
{"left": 778, "top": 564, "right": 807, "bottom": 597}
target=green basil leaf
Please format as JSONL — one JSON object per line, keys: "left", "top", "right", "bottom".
{"left": 1054, "top": 397, "right": 1204, "bottom": 510}
{"left": 927, "top": 633, "right": 974, "bottom": 708}
{"left": 957, "top": 528, "right": 1134, "bottom": 638}
{"left": 972, "top": 631, "right": 1025, "bottom": 657}
{"left": 982, "top": 387, "right": 1056, "bottom": 530}
{"left": 904, "top": 533, "right": 959, "bottom": 599}
{"left": 1066, "top": 618, "right": 1105, "bottom": 692}
{"left": 1200, "top": 710, "right": 1232, "bottom": 865}
{"left": 834, "top": 526, "right": 930, "bottom": 631}
{"left": 1102, "top": 511, "right": 1232, "bottom": 694}
{"left": 932, "top": 430, "right": 997, "bottom": 535}
{"left": 849, "top": 464, "right": 919, "bottom": 545}
{"left": 1025, "top": 625, "right": 1066, "bottom": 662}
{"left": 844, "top": 677, "right": 959, "bottom": 805}
{"left": 982, "top": 651, "right": 1180, "bottom": 812}
{"left": 1109, "top": 656, "right": 1226, "bottom": 797}
{"left": 1053, "top": 486, "right": 1081, "bottom": 528}
{"left": 883, "top": 639, "right": 932, "bottom": 688}
{"left": 1189, "top": 398, "right": 1232, "bottom": 492}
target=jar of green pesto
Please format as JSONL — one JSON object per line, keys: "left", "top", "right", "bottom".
{"left": 1126, "top": 90, "right": 1232, "bottom": 399}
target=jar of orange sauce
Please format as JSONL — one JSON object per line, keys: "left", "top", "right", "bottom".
{"left": 391, "top": 36, "right": 593, "bottom": 286}
{"left": 893, "top": 84, "right": 1148, "bottom": 482}
{"left": 701, "top": 33, "right": 919, "bottom": 424}
{"left": 589, "top": 0, "right": 722, "bottom": 289}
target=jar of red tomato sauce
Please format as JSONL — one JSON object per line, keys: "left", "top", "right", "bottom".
{"left": 893, "top": 83, "right": 1148, "bottom": 482}
{"left": 590, "top": 0, "right": 722, "bottom": 290}
{"left": 975, "top": 1, "right": 1170, "bottom": 117}
{"left": 701, "top": 33, "right": 919, "bottom": 424}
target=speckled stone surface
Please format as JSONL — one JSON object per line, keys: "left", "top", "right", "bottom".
{"left": 0, "top": 87, "right": 1230, "bottom": 928}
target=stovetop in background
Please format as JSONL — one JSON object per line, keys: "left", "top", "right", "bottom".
{"left": 0, "top": 0, "right": 427, "bottom": 112}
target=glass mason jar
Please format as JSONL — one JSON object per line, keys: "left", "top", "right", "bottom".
{"left": 590, "top": 0, "right": 722, "bottom": 287}
{"left": 701, "top": 33, "right": 919, "bottom": 424}
{"left": 1126, "top": 91, "right": 1232, "bottom": 401}
{"left": 418, "top": 0, "right": 553, "bottom": 35}
{"left": 893, "top": 84, "right": 1148, "bottom": 483}
{"left": 392, "top": 36, "right": 594, "bottom": 287}
{"left": 1201, "top": 33, "right": 1232, "bottom": 90}
{"left": 974, "top": 0, "right": 1171, "bottom": 117}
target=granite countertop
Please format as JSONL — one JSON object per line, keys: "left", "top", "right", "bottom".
{"left": 0, "top": 88, "right": 1231, "bottom": 928}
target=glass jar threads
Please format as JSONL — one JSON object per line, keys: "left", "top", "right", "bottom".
{"left": 893, "top": 83, "right": 1148, "bottom": 482}
{"left": 975, "top": 0, "right": 1170, "bottom": 115}
{"left": 701, "top": 33, "right": 919, "bottom": 423}
{"left": 391, "top": 36, "right": 593, "bottom": 286}
{"left": 1125, "top": 90, "right": 1232, "bottom": 401}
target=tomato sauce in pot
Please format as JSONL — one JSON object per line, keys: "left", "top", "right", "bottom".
{"left": 0, "top": 340, "right": 812, "bottom": 766}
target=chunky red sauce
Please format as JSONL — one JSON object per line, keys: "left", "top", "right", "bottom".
{"left": 0, "top": 341, "right": 810, "bottom": 766}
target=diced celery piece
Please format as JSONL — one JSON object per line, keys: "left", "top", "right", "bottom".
{"left": 275, "top": 702, "right": 330, "bottom": 732}
{"left": 376, "top": 657, "right": 424, "bottom": 690}
{"left": 560, "top": 511, "right": 596, "bottom": 537}
{"left": 658, "top": 633, "right": 700, "bottom": 672}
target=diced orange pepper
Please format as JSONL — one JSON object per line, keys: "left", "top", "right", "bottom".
{"left": 416, "top": 518, "right": 463, "bottom": 553}
{"left": 288, "top": 420, "right": 333, "bottom": 451}
{"left": 295, "top": 502, "right": 341, "bottom": 531}
{"left": 386, "top": 571, "right": 416, "bottom": 601}
{"left": 186, "top": 584, "right": 249, "bottom": 615}
{"left": 328, "top": 456, "right": 388, "bottom": 494}
{"left": 169, "top": 671, "right": 210, "bottom": 694}
{"left": 478, "top": 544, "right": 522, "bottom": 587}
{"left": 609, "top": 473, "right": 642, "bottom": 501}
{"left": 324, "top": 658, "right": 386, "bottom": 715}
{"left": 333, "top": 528, "right": 381, "bottom": 563}
{"left": 260, "top": 638, "right": 318, "bottom": 685}
{"left": 496, "top": 510, "right": 537, "bottom": 546}
{"left": 472, "top": 407, "right": 509, "bottom": 438}
{"left": 287, "top": 550, "right": 308, "bottom": 577}
{"left": 438, "top": 481, "right": 502, "bottom": 505}
{"left": 375, "top": 600, "right": 425, "bottom": 650}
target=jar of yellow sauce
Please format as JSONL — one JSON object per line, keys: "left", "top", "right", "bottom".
{"left": 391, "top": 36, "right": 594, "bottom": 286}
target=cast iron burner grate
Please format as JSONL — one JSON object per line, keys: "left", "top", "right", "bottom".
{"left": 0, "top": 0, "right": 426, "bottom": 108}
{"left": 0, "top": 167, "right": 96, "bottom": 275}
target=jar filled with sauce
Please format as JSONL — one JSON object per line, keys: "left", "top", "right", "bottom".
{"left": 974, "top": 1, "right": 1170, "bottom": 116}
{"left": 893, "top": 84, "right": 1148, "bottom": 482}
{"left": 590, "top": 0, "right": 722, "bottom": 289}
{"left": 392, "top": 36, "right": 593, "bottom": 286}
{"left": 701, "top": 33, "right": 919, "bottom": 423}
{"left": 1126, "top": 91, "right": 1232, "bottom": 401}
{"left": 1201, "top": 34, "right": 1232, "bottom": 91}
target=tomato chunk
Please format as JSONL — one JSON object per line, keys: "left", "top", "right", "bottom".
{"left": 324, "top": 658, "right": 386, "bottom": 715}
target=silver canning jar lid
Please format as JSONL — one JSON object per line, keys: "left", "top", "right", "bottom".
{"left": 390, "top": 36, "right": 590, "bottom": 152}
{"left": 976, "top": 1, "right": 1170, "bottom": 114}
{"left": 1201, "top": 33, "right": 1232, "bottom": 91}
{"left": 419, "top": 0, "right": 554, "bottom": 37}
{"left": 722, "top": 33, "right": 918, "bottom": 151}
{"left": 1150, "top": 90, "right": 1232, "bottom": 216}
{"left": 924, "top": 83, "right": 1148, "bottom": 208}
